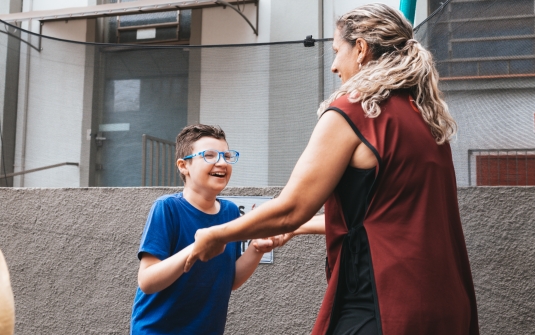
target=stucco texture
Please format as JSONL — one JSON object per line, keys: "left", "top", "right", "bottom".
{"left": 0, "top": 187, "right": 534, "bottom": 334}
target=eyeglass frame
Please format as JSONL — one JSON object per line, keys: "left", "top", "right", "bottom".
{"left": 182, "top": 149, "right": 240, "bottom": 164}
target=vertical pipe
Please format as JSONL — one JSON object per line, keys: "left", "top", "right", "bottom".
{"left": 141, "top": 134, "right": 146, "bottom": 186}
{"left": 467, "top": 149, "right": 471, "bottom": 186}
{"left": 399, "top": 0, "right": 417, "bottom": 25}
{"left": 167, "top": 144, "right": 171, "bottom": 186}
{"left": 20, "top": 21, "right": 32, "bottom": 187}
{"left": 149, "top": 141, "right": 153, "bottom": 186}
{"left": 156, "top": 142, "right": 160, "bottom": 186}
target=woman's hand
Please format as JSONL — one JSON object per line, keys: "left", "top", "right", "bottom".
{"left": 184, "top": 227, "right": 226, "bottom": 272}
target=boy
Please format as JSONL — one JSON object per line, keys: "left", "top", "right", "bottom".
{"left": 131, "top": 124, "right": 276, "bottom": 334}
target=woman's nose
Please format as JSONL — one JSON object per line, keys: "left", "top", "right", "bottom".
{"left": 331, "top": 64, "right": 338, "bottom": 74}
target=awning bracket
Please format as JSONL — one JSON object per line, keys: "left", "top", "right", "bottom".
{"left": 216, "top": 0, "right": 258, "bottom": 36}
{"left": 0, "top": 22, "right": 42, "bottom": 52}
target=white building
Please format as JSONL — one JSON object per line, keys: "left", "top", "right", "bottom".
{"left": 1, "top": 0, "right": 533, "bottom": 188}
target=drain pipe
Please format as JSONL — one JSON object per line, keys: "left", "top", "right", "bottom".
{"left": 19, "top": 0, "right": 34, "bottom": 186}
{"left": 399, "top": 0, "right": 417, "bottom": 25}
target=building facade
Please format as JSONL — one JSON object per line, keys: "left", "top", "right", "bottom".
{"left": 1, "top": 0, "right": 533, "bottom": 188}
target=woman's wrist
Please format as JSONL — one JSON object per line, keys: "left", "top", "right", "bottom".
{"left": 212, "top": 223, "right": 230, "bottom": 244}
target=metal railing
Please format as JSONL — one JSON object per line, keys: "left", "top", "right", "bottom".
{"left": 468, "top": 149, "right": 535, "bottom": 186}
{"left": 142, "top": 134, "right": 181, "bottom": 186}
{"left": 0, "top": 162, "right": 79, "bottom": 179}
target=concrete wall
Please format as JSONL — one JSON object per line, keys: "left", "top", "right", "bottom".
{"left": 0, "top": 187, "right": 534, "bottom": 334}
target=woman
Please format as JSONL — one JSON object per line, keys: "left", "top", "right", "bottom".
{"left": 185, "top": 4, "right": 479, "bottom": 335}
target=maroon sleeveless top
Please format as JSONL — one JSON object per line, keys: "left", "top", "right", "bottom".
{"left": 311, "top": 91, "right": 479, "bottom": 335}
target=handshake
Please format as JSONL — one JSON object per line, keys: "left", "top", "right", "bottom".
{"left": 249, "top": 232, "right": 295, "bottom": 254}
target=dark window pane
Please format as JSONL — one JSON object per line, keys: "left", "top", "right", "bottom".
{"left": 453, "top": 39, "right": 534, "bottom": 59}
{"left": 119, "top": 11, "right": 178, "bottom": 27}
{"left": 179, "top": 10, "right": 192, "bottom": 40}
{"left": 451, "top": 0, "right": 533, "bottom": 20}
{"left": 156, "top": 27, "right": 178, "bottom": 41}
{"left": 451, "top": 19, "right": 534, "bottom": 39}
{"left": 510, "top": 59, "right": 535, "bottom": 74}
{"left": 450, "top": 62, "right": 478, "bottom": 77}
{"left": 479, "top": 61, "right": 509, "bottom": 76}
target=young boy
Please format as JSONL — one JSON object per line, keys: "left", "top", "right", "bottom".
{"left": 131, "top": 124, "right": 276, "bottom": 334}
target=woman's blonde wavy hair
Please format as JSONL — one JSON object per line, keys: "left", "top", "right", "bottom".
{"left": 318, "top": 3, "right": 456, "bottom": 144}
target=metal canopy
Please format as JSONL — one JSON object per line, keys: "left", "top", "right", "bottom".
{"left": 0, "top": 0, "right": 258, "bottom": 35}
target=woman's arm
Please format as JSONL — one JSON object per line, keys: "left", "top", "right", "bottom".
{"left": 253, "top": 214, "right": 325, "bottom": 250}
{"left": 185, "top": 111, "right": 360, "bottom": 271}
{"left": 138, "top": 244, "right": 194, "bottom": 294}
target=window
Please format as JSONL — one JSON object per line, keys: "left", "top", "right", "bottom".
{"left": 104, "top": 0, "right": 191, "bottom": 45}
{"left": 469, "top": 149, "right": 535, "bottom": 186}
{"left": 428, "top": 0, "right": 535, "bottom": 78}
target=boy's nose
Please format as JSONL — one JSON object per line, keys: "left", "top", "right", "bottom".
{"left": 215, "top": 154, "right": 228, "bottom": 165}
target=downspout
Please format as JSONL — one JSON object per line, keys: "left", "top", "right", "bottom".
{"left": 319, "top": 0, "right": 324, "bottom": 105}
{"left": 19, "top": 0, "right": 33, "bottom": 186}
{"left": 399, "top": 0, "right": 417, "bottom": 25}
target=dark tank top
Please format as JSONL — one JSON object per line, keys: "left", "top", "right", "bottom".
{"left": 328, "top": 165, "right": 377, "bottom": 334}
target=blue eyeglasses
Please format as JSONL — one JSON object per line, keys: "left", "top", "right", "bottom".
{"left": 182, "top": 149, "right": 240, "bottom": 164}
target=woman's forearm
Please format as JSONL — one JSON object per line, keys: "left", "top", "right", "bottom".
{"left": 214, "top": 195, "right": 320, "bottom": 245}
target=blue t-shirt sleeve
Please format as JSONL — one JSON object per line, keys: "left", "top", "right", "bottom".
{"left": 138, "top": 199, "right": 178, "bottom": 261}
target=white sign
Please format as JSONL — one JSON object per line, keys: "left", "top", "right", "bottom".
{"left": 137, "top": 28, "right": 156, "bottom": 40}
{"left": 219, "top": 196, "right": 274, "bottom": 264}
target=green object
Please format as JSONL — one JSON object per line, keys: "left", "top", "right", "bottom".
{"left": 399, "top": 0, "right": 417, "bottom": 25}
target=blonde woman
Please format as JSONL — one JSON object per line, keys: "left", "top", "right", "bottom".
{"left": 185, "top": 3, "right": 479, "bottom": 335}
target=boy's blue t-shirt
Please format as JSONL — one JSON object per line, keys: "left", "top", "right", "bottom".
{"left": 131, "top": 193, "right": 241, "bottom": 335}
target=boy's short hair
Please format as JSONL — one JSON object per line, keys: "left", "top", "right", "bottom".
{"left": 175, "top": 124, "right": 227, "bottom": 182}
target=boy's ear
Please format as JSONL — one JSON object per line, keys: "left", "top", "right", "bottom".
{"left": 176, "top": 159, "right": 189, "bottom": 177}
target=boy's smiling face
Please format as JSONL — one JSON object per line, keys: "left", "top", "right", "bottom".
{"left": 181, "top": 136, "right": 233, "bottom": 196}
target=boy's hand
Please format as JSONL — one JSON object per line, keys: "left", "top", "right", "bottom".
{"left": 250, "top": 238, "right": 277, "bottom": 253}
{"left": 278, "top": 232, "right": 296, "bottom": 247}
{"left": 184, "top": 227, "right": 226, "bottom": 272}
{"left": 251, "top": 232, "right": 294, "bottom": 253}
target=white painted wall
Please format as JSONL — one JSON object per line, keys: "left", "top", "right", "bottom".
{"left": 269, "top": 0, "right": 321, "bottom": 41}
{"left": 199, "top": 0, "right": 322, "bottom": 186}
{"left": 324, "top": 0, "right": 428, "bottom": 39}
{"left": 199, "top": 46, "right": 270, "bottom": 186}
{"left": 13, "top": 0, "right": 95, "bottom": 186}
{"left": 200, "top": 2, "right": 269, "bottom": 186}
{"left": 29, "top": 0, "right": 96, "bottom": 11}
{"left": 13, "top": 32, "right": 88, "bottom": 187}
{"left": 201, "top": 2, "right": 269, "bottom": 44}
